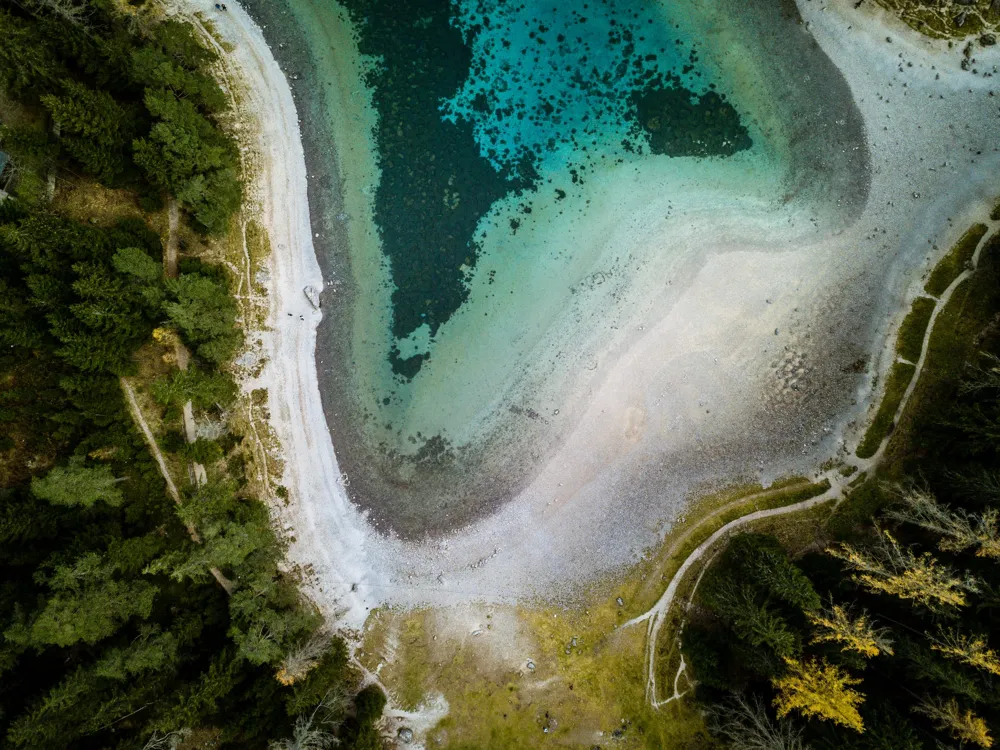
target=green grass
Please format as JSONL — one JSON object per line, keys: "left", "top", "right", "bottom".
{"left": 924, "top": 224, "right": 988, "bottom": 297}
{"left": 874, "top": 0, "right": 998, "bottom": 38}
{"left": 895, "top": 296, "right": 936, "bottom": 363}
{"left": 856, "top": 361, "right": 916, "bottom": 459}
{"left": 836, "top": 229, "right": 1000, "bottom": 534}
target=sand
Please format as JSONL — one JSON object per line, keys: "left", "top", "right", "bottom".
{"left": 183, "top": 0, "right": 1000, "bottom": 628}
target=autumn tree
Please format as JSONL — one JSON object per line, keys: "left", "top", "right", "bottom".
{"left": 828, "top": 528, "right": 979, "bottom": 610}
{"left": 930, "top": 629, "right": 1000, "bottom": 677}
{"left": 914, "top": 696, "right": 993, "bottom": 748}
{"left": 772, "top": 657, "right": 865, "bottom": 732}
{"left": 808, "top": 603, "right": 894, "bottom": 658}
{"left": 887, "top": 486, "right": 1000, "bottom": 559}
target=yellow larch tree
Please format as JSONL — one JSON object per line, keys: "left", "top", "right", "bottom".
{"left": 887, "top": 487, "right": 1000, "bottom": 559}
{"left": 828, "top": 529, "right": 979, "bottom": 610}
{"left": 915, "top": 697, "right": 993, "bottom": 748}
{"left": 931, "top": 630, "right": 1000, "bottom": 677}
{"left": 808, "top": 604, "right": 894, "bottom": 658}
{"left": 772, "top": 657, "right": 865, "bottom": 733}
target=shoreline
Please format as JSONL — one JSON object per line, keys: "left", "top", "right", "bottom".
{"left": 185, "top": 0, "right": 1000, "bottom": 627}
{"left": 258, "top": 0, "right": 876, "bottom": 541}
{"left": 170, "top": 0, "right": 376, "bottom": 626}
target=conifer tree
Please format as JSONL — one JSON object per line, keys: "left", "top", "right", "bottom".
{"left": 808, "top": 604, "right": 894, "bottom": 658}
{"left": 31, "top": 456, "right": 124, "bottom": 507}
{"left": 41, "top": 80, "right": 132, "bottom": 183}
{"left": 772, "top": 657, "right": 865, "bottom": 732}
{"left": 914, "top": 697, "right": 994, "bottom": 748}
{"left": 163, "top": 272, "right": 241, "bottom": 363}
{"left": 931, "top": 629, "right": 1000, "bottom": 677}
{"left": 887, "top": 487, "right": 1000, "bottom": 559}
{"left": 828, "top": 528, "right": 979, "bottom": 610}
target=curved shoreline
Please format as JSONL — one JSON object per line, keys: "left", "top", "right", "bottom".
{"left": 188, "top": 0, "right": 1000, "bottom": 629}
{"left": 260, "top": 0, "right": 875, "bottom": 541}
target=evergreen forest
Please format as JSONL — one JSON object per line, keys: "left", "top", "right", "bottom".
{"left": 0, "top": 0, "right": 381, "bottom": 747}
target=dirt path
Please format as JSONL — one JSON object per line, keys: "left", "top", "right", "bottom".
{"left": 627, "top": 220, "right": 999, "bottom": 708}
{"left": 165, "top": 197, "right": 180, "bottom": 278}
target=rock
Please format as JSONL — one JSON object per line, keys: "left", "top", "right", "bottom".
{"left": 955, "top": 11, "right": 968, "bottom": 27}
{"left": 615, "top": 597, "right": 624, "bottom": 607}
{"left": 526, "top": 660, "right": 536, "bottom": 670}
{"left": 981, "top": 33, "right": 998, "bottom": 47}
{"left": 303, "top": 285, "right": 321, "bottom": 310}
{"left": 397, "top": 727, "right": 414, "bottom": 744}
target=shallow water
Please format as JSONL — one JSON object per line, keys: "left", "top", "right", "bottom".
{"left": 253, "top": 0, "right": 869, "bottom": 536}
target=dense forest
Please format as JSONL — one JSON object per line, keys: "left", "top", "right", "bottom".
{"left": 683, "top": 239, "right": 1000, "bottom": 747}
{"left": 0, "top": 0, "right": 381, "bottom": 747}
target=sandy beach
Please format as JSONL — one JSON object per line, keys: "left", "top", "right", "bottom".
{"left": 186, "top": 0, "right": 1000, "bottom": 629}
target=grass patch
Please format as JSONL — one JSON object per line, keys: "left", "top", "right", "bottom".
{"left": 835, "top": 229, "right": 1000, "bottom": 535}
{"left": 874, "top": 0, "right": 998, "bottom": 38}
{"left": 895, "top": 296, "right": 936, "bottom": 363}
{"left": 924, "top": 223, "right": 988, "bottom": 297}
{"left": 354, "top": 479, "right": 832, "bottom": 748}
{"left": 883, "top": 253, "right": 1000, "bottom": 474}
{"left": 856, "top": 361, "right": 916, "bottom": 459}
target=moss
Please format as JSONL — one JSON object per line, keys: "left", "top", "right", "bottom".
{"left": 991, "top": 198, "right": 1000, "bottom": 222}
{"left": 924, "top": 224, "right": 988, "bottom": 297}
{"left": 874, "top": 0, "right": 997, "bottom": 39}
{"left": 856, "top": 361, "right": 916, "bottom": 459}
{"left": 896, "top": 296, "right": 936, "bottom": 363}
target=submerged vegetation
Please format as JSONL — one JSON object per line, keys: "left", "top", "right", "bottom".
{"left": 0, "top": 0, "right": 381, "bottom": 747}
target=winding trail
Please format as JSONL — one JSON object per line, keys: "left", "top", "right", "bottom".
{"left": 626, "top": 218, "right": 999, "bottom": 707}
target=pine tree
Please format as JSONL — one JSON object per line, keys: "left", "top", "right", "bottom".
{"left": 31, "top": 456, "right": 124, "bottom": 507}
{"left": 162, "top": 272, "right": 242, "bottom": 364}
{"left": 41, "top": 80, "right": 131, "bottom": 183}
{"left": 133, "top": 90, "right": 241, "bottom": 233}
{"left": 808, "top": 603, "right": 894, "bottom": 658}
{"left": 828, "top": 528, "right": 979, "bottom": 610}
{"left": 772, "top": 657, "right": 865, "bottom": 732}
{"left": 914, "top": 696, "right": 993, "bottom": 748}
{"left": 0, "top": 9, "right": 66, "bottom": 96}
{"left": 704, "top": 579, "right": 799, "bottom": 658}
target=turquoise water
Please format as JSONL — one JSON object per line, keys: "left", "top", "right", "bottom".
{"left": 441, "top": 0, "right": 749, "bottom": 178}
{"left": 259, "top": 0, "right": 868, "bottom": 534}
{"left": 335, "top": 0, "right": 749, "bottom": 379}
